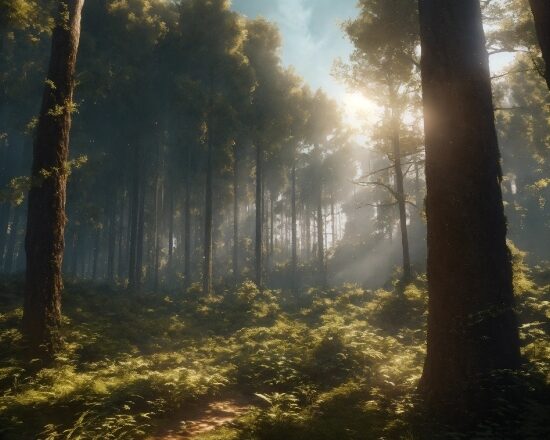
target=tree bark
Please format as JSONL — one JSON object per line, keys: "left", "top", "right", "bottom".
{"left": 529, "top": 0, "right": 550, "bottom": 90}
{"left": 22, "top": 0, "right": 84, "bottom": 359}
{"left": 418, "top": 0, "right": 521, "bottom": 411}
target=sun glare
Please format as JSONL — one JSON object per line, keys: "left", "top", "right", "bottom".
{"left": 342, "top": 91, "right": 380, "bottom": 129}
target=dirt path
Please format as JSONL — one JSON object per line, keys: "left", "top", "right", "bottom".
{"left": 149, "top": 395, "right": 252, "bottom": 439}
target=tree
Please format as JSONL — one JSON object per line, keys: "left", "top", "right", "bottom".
{"left": 176, "top": 0, "right": 249, "bottom": 294}
{"left": 244, "top": 18, "right": 292, "bottom": 289}
{"left": 417, "top": 0, "right": 521, "bottom": 414}
{"left": 529, "top": 0, "right": 550, "bottom": 89}
{"left": 340, "top": 0, "right": 421, "bottom": 281}
{"left": 493, "top": 55, "right": 550, "bottom": 260}
{"left": 22, "top": 0, "right": 85, "bottom": 359}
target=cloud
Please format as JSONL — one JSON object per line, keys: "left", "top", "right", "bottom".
{"left": 274, "top": 0, "right": 324, "bottom": 69}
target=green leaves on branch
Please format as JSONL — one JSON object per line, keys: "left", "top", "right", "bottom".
{"left": 0, "top": 156, "right": 88, "bottom": 205}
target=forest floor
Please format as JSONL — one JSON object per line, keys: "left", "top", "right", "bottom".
{"left": 0, "top": 250, "right": 549, "bottom": 439}
{"left": 150, "top": 394, "right": 253, "bottom": 439}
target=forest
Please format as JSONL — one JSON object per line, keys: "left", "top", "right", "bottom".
{"left": 0, "top": 0, "right": 549, "bottom": 438}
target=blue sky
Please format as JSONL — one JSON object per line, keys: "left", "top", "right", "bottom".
{"left": 230, "top": 1, "right": 515, "bottom": 129}
{"left": 231, "top": 0, "right": 359, "bottom": 99}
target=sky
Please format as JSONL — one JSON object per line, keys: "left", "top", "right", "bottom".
{"left": 230, "top": 0, "right": 515, "bottom": 130}
{"left": 231, "top": 0, "right": 358, "bottom": 98}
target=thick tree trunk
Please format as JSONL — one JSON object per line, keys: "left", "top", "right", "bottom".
{"left": 203, "top": 132, "right": 213, "bottom": 295}
{"left": 22, "top": 0, "right": 84, "bottom": 359}
{"left": 255, "top": 142, "right": 263, "bottom": 288}
{"left": 391, "top": 111, "right": 412, "bottom": 281}
{"left": 529, "top": 0, "right": 550, "bottom": 90}
{"left": 232, "top": 143, "right": 239, "bottom": 280}
{"left": 291, "top": 164, "right": 298, "bottom": 291}
{"left": 418, "top": 0, "right": 521, "bottom": 411}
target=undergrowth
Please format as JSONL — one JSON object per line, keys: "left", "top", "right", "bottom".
{"left": 0, "top": 250, "right": 549, "bottom": 439}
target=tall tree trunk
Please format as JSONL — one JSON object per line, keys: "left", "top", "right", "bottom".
{"left": 152, "top": 139, "right": 162, "bottom": 293}
{"left": 418, "top": 0, "right": 521, "bottom": 411}
{"left": 69, "top": 230, "right": 78, "bottom": 277}
{"left": 117, "top": 192, "right": 127, "bottom": 281}
{"left": 255, "top": 142, "right": 263, "bottom": 288}
{"left": 184, "top": 150, "right": 191, "bottom": 289}
{"left": 153, "top": 175, "right": 160, "bottom": 293}
{"left": 106, "top": 195, "right": 116, "bottom": 283}
{"left": 269, "top": 192, "right": 274, "bottom": 270}
{"left": 4, "top": 205, "right": 20, "bottom": 273}
{"left": 414, "top": 157, "right": 422, "bottom": 207}
{"left": 391, "top": 109, "right": 412, "bottom": 281}
{"left": 0, "top": 204, "right": 12, "bottom": 271}
{"left": 529, "top": 0, "right": 550, "bottom": 90}
{"left": 317, "top": 185, "right": 326, "bottom": 287}
{"left": 330, "top": 192, "right": 336, "bottom": 247}
{"left": 135, "top": 178, "right": 145, "bottom": 290}
{"left": 305, "top": 205, "right": 311, "bottom": 261}
{"left": 79, "top": 232, "right": 87, "bottom": 278}
{"left": 168, "top": 187, "right": 174, "bottom": 275}
{"left": 203, "top": 130, "right": 213, "bottom": 295}
{"left": 128, "top": 149, "right": 140, "bottom": 289}
{"left": 291, "top": 164, "right": 298, "bottom": 291}
{"left": 22, "top": 0, "right": 84, "bottom": 359}
{"left": 232, "top": 143, "right": 239, "bottom": 280}
{"left": 0, "top": 136, "right": 9, "bottom": 269}
{"left": 91, "top": 227, "right": 100, "bottom": 281}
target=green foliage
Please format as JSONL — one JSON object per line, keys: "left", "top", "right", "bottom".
{"left": 1, "top": 262, "right": 549, "bottom": 439}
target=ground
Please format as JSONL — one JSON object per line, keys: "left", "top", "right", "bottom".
{"left": 0, "top": 251, "right": 549, "bottom": 439}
